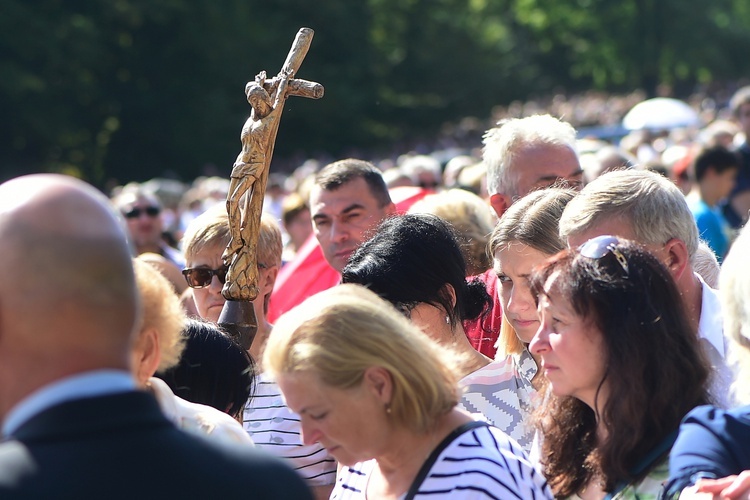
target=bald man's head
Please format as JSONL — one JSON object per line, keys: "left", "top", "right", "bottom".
{"left": 0, "top": 175, "right": 139, "bottom": 379}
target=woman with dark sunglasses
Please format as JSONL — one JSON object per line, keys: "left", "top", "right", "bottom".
{"left": 529, "top": 236, "right": 711, "bottom": 499}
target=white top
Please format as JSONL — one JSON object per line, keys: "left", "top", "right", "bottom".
{"left": 3, "top": 370, "right": 135, "bottom": 437}
{"left": 331, "top": 421, "right": 552, "bottom": 499}
{"left": 457, "top": 349, "right": 539, "bottom": 452}
{"left": 148, "top": 377, "right": 254, "bottom": 448}
{"left": 696, "top": 274, "right": 734, "bottom": 408}
{"left": 243, "top": 372, "right": 337, "bottom": 486}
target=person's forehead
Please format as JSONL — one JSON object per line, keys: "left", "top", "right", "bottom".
{"left": 512, "top": 145, "right": 581, "bottom": 182}
{"left": 117, "top": 193, "right": 159, "bottom": 209}
{"left": 187, "top": 243, "right": 225, "bottom": 267}
{"left": 310, "top": 178, "right": 380, "bottom": 214}
{"left": 567, "top": 217, "right": 638, "bottom": 247}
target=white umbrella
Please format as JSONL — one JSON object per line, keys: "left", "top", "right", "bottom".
{"left": 622, "top": 97, "right": 701, "bottom": 131}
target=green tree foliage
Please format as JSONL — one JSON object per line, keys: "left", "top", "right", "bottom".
{"left": 2, "top": 0, "right": 750, "bottom": 186}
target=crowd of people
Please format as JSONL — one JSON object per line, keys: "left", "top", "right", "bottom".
{"left": 2, "top": 85, "right": 750, "bottom": 499}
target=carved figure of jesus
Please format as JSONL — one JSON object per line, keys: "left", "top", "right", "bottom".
{"left": 222, "top": 70, "right": 291, "bottom": 301}
{"left": 221, "top": 28, "right": 321, "bottom": 303}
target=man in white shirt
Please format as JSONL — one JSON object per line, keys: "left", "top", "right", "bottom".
{"left": 559, "top": 169, "right": 733, "bottom": 408}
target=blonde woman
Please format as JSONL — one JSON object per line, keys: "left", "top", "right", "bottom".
{"left": 264, "top": 284, "right": 552, "bottom": 499}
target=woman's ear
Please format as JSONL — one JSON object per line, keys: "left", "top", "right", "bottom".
{"left": 440, "top": 283, "right": 457, "bottom": 309}
{"left": 133, "top": 327, "right": 161, "bottom": 386}
{"left": 363, "top": 366, "right": 393, "bottom": 405}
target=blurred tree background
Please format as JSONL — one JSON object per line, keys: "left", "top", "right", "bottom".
{"left": 2, "top": 0, "right": 750, "bottom": 187}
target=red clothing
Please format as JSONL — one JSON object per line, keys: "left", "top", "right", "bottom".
{"left": 463, "top": 268, "right": 502, "bottom": 358}
{"left": 268, "top": 186, "right": 433, "bottom": 323}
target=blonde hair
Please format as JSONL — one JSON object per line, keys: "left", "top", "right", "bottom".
{"left": 182, "top": 204, "right": 282, "bottom": 270}
{"left": 263, "top": 284, "right": 462, "bottom": 433}
{"left": 719, "top": 225, "right": 750, "bottom": 404}
{"left": 132, "top": 258, "right": 186, "bottom": 371}
{"left": 258, "top": 213, "right": 283, "bottom": 269}
{"left": 182, "top": 204, "right": 230, "bottom": 264}
{"left": 494, "top": 315, "right": 522, "bottom": 357}
{"left": 408, "top": 189, "right": 496, "bottom": 275}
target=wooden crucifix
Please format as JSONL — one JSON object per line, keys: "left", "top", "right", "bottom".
{"left": 219, "top": 28, "right": 323, "bottom": 350}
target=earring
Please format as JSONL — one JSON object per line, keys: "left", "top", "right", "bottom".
{"left": 445, "top": 315, "right": 450, "bottom": 324}
{"left": 385, "top": 403, "right": 392, "bottom": 415}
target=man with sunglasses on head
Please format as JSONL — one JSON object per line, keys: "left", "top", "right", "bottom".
{"left": 111, "top": 184, "right": 184, "bottom": 268}
{"left": 559, "top": 168, "right": 733, "bottom": 408}
{"left": 180, "top": 203, "right": 337, "bottom": 500}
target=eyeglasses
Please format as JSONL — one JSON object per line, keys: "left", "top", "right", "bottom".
{"left": 182, "top": 266, "right": 229, "bottom": 288}
{"left": 579, "top": 235, "right": 629, "bottom": 274}
{"left": 123, "top": 206, "right": 161, "bottom": 219}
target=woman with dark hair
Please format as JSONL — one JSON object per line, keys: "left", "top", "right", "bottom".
{"left": 529, "top": 235, "right": 710, "bottom": 498}
{"left": 342, "top": 213, "right": 492, "bottom": 376}
{"left": 157, "top": 318, "right": 254, "bottom": 421}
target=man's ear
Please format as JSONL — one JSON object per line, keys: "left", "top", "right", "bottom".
{"left": 363, "top": 366, "right": 393, "bottom": 404}
{"left": 663, "top": 238, "right": 690, "bottom": 280}
{"left": 489, "top": 193, "right": 511, "bottom": 219}
{"left": 384, "top": 202, "right": 397, "bottom": 216}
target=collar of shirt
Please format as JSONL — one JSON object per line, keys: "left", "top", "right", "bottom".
{"left": 2, "top": 370, "right": 136, "bottom": 437}
{"left": 696, "top": 272, "right": 726, "bottom": 357}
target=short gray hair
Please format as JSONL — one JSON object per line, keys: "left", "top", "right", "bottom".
{"left": 559, "top": 169, "right": 699, "bottom": 259}
{"left": 483, "top": 114, "right": 577, "bottom": 197}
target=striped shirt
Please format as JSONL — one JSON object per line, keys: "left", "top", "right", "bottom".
{"left": 331, "top": 421, "right": 552, "bottom": 499}
{"left": 243, "top": 372, "right": 337, "bottom": 486}
{"left": 458, "top": 349, "right": 540, "bottom": 452}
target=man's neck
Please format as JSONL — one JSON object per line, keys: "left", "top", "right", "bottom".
{"left": 680, "top": 270, "right": 704, "bottom": 335}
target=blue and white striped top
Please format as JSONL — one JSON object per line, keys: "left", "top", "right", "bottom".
{"left": 243, "top": 372, "right": 337, "bottom": 487}
{"left": 331, "top": 420, "right": 552, "bottom": 499}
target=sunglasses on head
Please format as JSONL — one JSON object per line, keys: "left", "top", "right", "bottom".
{"left": 182, "top": 266, "right": 228, "bottom": 288}
{"left": 123, "top": 206, "right": 161, "bottom": 219}
{"left": 578, "top": 235, "right": 629, "bottom": 274}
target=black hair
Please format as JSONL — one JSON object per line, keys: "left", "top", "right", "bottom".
{"left": 691, "top": 145, "right": 740, "bottom": 182}
{"left": 156, "top": 319, "right": 255, "bottom": 419}
{"left": 342, "top": 213, "right": 491, "bottom": 327}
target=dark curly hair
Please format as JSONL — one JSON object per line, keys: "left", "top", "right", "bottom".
{"left": 530, "top": 238, "right": 710, "bottom": 497}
